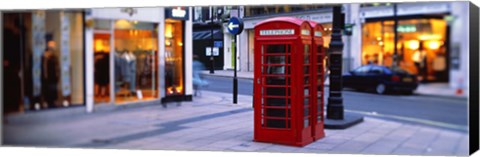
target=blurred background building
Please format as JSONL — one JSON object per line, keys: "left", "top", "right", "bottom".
{"left": 211, "top": 2, "right": 469, "bottom": 92}
{"left": 1, "top": 2, "right": 472, "bottom": 115}
{"left": 238, "top": 5, "right": 335, "bottom": 72}
{"left": 2, "top": 7, "right": 195, "bottom": 114}
{"left": 346, "top": 1, "right": 469, "bottom": 91}
{"left": 2, "top": 10, "right": 85, "bottom": 113}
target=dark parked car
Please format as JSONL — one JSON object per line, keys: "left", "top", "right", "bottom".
{"left": 342, "top": 65, "right": 419, "bottom": 94}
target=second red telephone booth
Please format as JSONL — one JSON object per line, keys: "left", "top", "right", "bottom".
{"left": 253, "top": 17, "right": 315, "bottom": 146}
{"left": 308, "top": 21, "right": 326, "bottom": 140}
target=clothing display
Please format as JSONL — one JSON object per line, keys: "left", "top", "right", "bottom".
{"left": 114, "top": 52, "right": 125, "bottom": 92}
{"left": 122, "top": 52, "right": 137, "bottom": 92}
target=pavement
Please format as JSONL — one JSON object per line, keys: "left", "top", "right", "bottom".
{"left": 201, "top": 70, "right": 468, "bottom": 99}
{"left": 2, "top": 90, "right": 469, "bottom": 156}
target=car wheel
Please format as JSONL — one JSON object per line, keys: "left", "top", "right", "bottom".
{"left": 376, "top": 83, "right": 387, "bottom": 94}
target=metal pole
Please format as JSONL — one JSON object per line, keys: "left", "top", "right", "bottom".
{"left": 326, "top": 6, "right": 345, "bottom": 120}
{"left": 233, "top": 34, "right": 238, "bottom": 104}
{"left": 393, "top": 3, "right": 399, "bottom": 67}
{"left": 209, "top": 6, "right": 215, "bottom": 74}
{"left": 19, "top": 13, "right": 26, "bottom": 110}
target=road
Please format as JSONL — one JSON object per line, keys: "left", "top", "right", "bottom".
{"left": 202, "top": 75, "right": 468, "bottom": 132}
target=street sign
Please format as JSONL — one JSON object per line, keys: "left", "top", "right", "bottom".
{"left": 214, "top": 41, "right": 223, "bottom": 47}
{"left": 213, "top": 47, "right": 220, "bottom": 56}
{"left": 227, "top": 17, "right": 244, "bottom": 35}
{"left": 206, "top": 47, "right": 212, "bottom": 56}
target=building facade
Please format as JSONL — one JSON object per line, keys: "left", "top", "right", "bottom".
{"left": 347, "top": 2, "right": 469, "bottom": 92}
{"left": 84, "top": 7, "right": 194, "bottom": 112}
{"left": 2, "top": 10, "right": 85, "bottom": 114}
{"left": 237, "top": 5, "right": 334, "bottom": 72}
{"left": 192, "top": 6, "right": 236, "bottom": 71}
{"left": 235, "top": 2, "right": 470, "bottom": 93}
{"left": 1, "top": 7, "right": 194, "bottom": 115}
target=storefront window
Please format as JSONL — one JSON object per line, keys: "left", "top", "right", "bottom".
{"left": 361, "top": 18, "right": 447, "bottom": 82}
{"left": 113, "top": 20, "right": 159, "bottom": 104}
{"left": 2, "top": 11, "right": 84, "bottom": 113}
{"left": 165, "top": 19, "right": 184, "bottom": 96}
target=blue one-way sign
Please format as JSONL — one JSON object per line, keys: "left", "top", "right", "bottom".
{"left": 227, "top": 17, "right": 244, "bottom": 35}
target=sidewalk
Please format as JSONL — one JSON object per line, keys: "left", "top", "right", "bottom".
{"left": 202, "top": 70, "right": 467, "bottom": 99}
{"left": 2, "top": 91, "right": 468, "bottom": 156}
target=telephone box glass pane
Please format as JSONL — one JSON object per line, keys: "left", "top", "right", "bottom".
{"left": 266, "top": 98, "right": 286, "bottom": 106}
{"left": 266, "top": 77, "right": 286, "bottom": 85}
{"left": 266, "top": 66, "right": 286, "bottom": 75}
{"left": 304, "top": 45, "right": 310, "bottom": 63}
{"left": 267, "top": 44, "right": 287, "bottom": 54}
{"left": 262, "top": 44, "right": 291, "bottom": 129}
{"left": 267, "top": 119, "right": 287, "bottom": 128}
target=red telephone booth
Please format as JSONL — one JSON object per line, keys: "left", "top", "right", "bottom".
{"left": 308, "top": 21, "right": 326, "bottom": 140}
{"left": 253, "top": 17, "right": 315, "bottom": 146}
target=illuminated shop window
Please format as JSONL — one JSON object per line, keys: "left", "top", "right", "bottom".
{"left": 361, "top": 18, "right": 447, "bottom": 82}
{"left": 165, "top": 20, "right": 184, "bottom": 96}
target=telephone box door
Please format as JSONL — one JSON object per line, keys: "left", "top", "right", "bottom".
{"left": 254, "top": 42, "right": 297, "bottom": 145}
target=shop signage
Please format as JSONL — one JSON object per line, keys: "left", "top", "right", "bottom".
{"left": 206, "top": 47, "right": 212, "bottom": 56}
{"left": 314, "top": 31, "right": 322, "bottom": 37}
{"left": 397, "top": 2, "right": 450, "bottom": 16}
{"left": 214, "top": 41, "right": 223, "bottom": 47}
{"left": 172, "top": 7, "right": 187, "bottom": 17}
{"left": 360, "top": 7, "right": 394, "bottom": 18}
{"left": 120, "top": 8, "right": 138, "bottom": 17}
{"left": 397, "top": 24, "right": 417, "bottom": 33}
{"left": 213, "top": 47, "right": 220, "bottom": 56}
{"left": 360, "top": 3, "right": 450, "bottom": 19}
{"left": 91, "top": 8, "right": 162, "bottom": 23}
{"left": 245, "top": 12, "right": 332, "bottom": 29}
{"left": 260, "top": 29, "right": 295, "bottom": 36}
{"left": 296, "top": 13, "right": 332, "bottom": 24}
{"left": 165, "top": 7, "right": 189, "bottom": 20}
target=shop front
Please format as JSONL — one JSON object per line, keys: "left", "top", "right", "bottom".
{"left": 84, "top": 7, "right": 192, "bottom": 112}
{"left": 2, "top": 10, "right": 85, "bottom": 114}
{"left": 361, "top": 17, "right": 449, "bottom": 82}
{"left": 359, "top": 2, "right": 452, "bottom": 83}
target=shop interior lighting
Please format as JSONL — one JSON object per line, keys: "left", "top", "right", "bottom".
{"left": 419, "top": 34, "right": 442, "bottom": 41}
{"left": 115, "top": 19, "right": 132, "bottom": 29}
{"left": 165, "top": 23, "right": 173, "bottom": 38}
{"left": 378, "top": 41, "right": 384, "bottom": 46}
{"left": 406, "top": 40, "right": 420, "bottom": 50}
{"left": 426, "top": 40, "right": 441, "bottom": 50}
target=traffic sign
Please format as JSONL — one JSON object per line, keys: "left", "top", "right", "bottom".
{"left": 227, "top": 17, "right": 244, "bottom": 35}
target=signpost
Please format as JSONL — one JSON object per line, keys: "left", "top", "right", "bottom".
{"left": 227, "top": 17, "right": 244, "bottom": 104}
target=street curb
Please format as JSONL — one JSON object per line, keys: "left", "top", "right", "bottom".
{"left": 202, "top": 73, "right": 254, "bottom": 80}
{"left": 411, "top": 93, "right": 468, "bottom": 101}
{"left": 204, "top": 74, "right": 467, "bottom": 100}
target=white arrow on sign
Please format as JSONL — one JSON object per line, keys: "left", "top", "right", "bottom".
{"left": 228, "top": 22, "right": 239, "bottom": 31}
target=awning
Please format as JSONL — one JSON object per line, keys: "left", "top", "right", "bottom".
{"left": 193, "top": 30, "right": 223, "bottom": 40}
